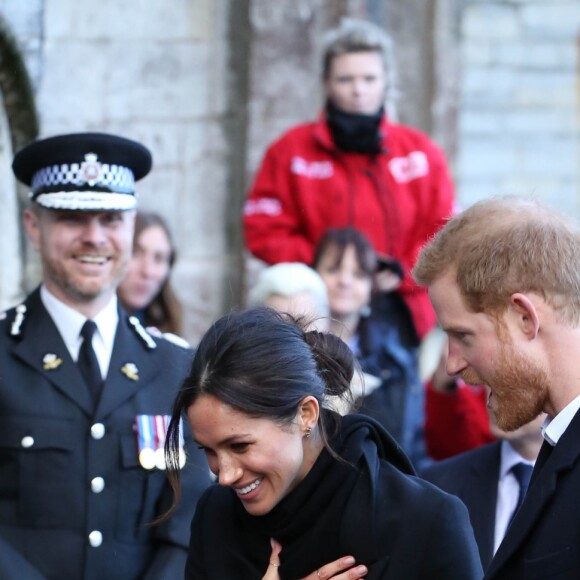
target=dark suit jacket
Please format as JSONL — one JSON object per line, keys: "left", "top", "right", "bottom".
{"left": 421, "top": 441, "right": 501, "bottom": 570}
{"left": 0, "top": 289, "right": 211, "bottom": 580}
{"left": 483, "top": 410, "right": 580, "bottom": 579}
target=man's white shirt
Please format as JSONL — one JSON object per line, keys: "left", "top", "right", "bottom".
{"left": 40, "top": 285, "right": 118, "bottom": 379}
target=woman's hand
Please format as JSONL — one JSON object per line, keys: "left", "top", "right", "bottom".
{"left": 301, "top": 556, "right": 368, "bottom": 579}
{"left": 262, "top": 539, "right": 282, "bottom": 580}
{"left": 262, "top": 539, "right": 368, "bottom": 580}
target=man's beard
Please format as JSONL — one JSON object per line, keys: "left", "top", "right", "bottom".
{"left": 461, "top": 338, "right": 549, "bottom": 431}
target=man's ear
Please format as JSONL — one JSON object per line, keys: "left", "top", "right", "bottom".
{"left": 509, "top": 293, "right": 540, "bottom": 340}
{"left": 298, "top": 396, "right": 320, "bottom": 434}
{"left": 23, "top": 208, "right": 41, "bottom": 251}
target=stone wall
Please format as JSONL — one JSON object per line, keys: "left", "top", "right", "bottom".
{"left": 456, "top": 0, "right": 580, "bottom": 213}
{"left": 0, "top": 0, "right": 463, "bottom": 341}
{"left": 0, "top": 3, "right": 39, "bottom": 309}
{"left": 2, "top": 0, "right": 576, "bottom": 342}
{"left": 0, "top": 0, "right": 236, "bottom": 342}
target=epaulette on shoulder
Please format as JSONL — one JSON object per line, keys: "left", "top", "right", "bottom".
{"left": 128, "top": 316, "right": 157, "bottom": 349}
{"left": 159, "top": 331, "right": 191, "bottom": 349}
{"left": 8, "top": 303, "right": 27, "bottom": 338}
{"left": 146, "top": 326, "right": 191, "bottom": 350}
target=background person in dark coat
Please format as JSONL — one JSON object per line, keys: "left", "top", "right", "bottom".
{"left": 0, "top": 133, "right": 210, "bottom": 580}
{"left": 164, "top": 307, "right": 482, "bottom": 579}
{"left": 414, "top": 195, "right": 580, "bottom": 580}
{"left": 312, "top": 227, "right": 427, "bottom": 468}
{"left": 421, "top": 406, "right": 544, "bottom": 569}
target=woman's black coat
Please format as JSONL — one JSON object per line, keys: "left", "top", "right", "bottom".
{"left": 185, "top": 413, "right": 483, "bottom": 580}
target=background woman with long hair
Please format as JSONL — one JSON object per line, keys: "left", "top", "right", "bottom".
{"left": 118, "top": 211, "right": 183, "bottom": 335}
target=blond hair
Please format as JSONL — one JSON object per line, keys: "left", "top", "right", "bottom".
{"left": 413, "top": 196, "right": 580, "bottom": 326}
{"left": 321, "top": 18, "right": 398, "bottom": 115}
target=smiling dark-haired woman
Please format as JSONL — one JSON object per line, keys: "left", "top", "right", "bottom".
{"left": 164, "top": 308, "right": 482, "bottom": 580}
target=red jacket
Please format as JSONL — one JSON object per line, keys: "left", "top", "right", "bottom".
{"left": 425, "top": 381, "right": 495, "bottom": 460}
{"left": 244, "top": 114, "right": 456, "bottom": 339}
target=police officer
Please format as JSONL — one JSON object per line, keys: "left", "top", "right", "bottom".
{"left": 0, "top": 133, "right": 210, "bottom": 579}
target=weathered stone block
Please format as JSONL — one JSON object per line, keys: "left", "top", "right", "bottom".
{"left": 461, "top": 67, "right": 517, "bottom": 105}
{"left": 521, "top": 3, "right": 580, "bottom": 39}
{"left": 173, "top": 259, "right": 231, "bottom": 344}
{"left": 457, "top": 139, "right": 517, "bottom": 178}
{"left": 494, "top": 40, "right": 576, "bottom": 69}
{"left": 44, "top": 0, "right": 214, "bottom": 41}
{"left": 462, "top": 4, "right": 521, "bottom": 40}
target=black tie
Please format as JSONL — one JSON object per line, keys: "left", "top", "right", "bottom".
{"left": 78, "top": 320, "right": 102, "bottom": 404}
{"left": 509, "top": 462, "right": 533, "bottom": 524}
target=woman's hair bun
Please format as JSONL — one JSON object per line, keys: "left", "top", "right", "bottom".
{"left": 303, "top": 330, "right": 356, "bottom": 398}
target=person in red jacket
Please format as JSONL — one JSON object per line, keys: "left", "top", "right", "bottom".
{"left": 244, "top": 18, "right": 456, "bottom": 344}
{"left": 426, "top": 357, "right": 496, "bottom": 460}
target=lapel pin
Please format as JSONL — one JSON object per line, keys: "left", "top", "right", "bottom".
{"left": 43, "top": 353, "right": 63, "bottom": 370}
{"left": 121, "top": 362, "right": 139, "bottom": 381}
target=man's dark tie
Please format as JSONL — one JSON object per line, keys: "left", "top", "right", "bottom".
{"left": 508, "top": 462, "right": 533, "bottom": 524}
{"left": 78, "top": 320, "right": 102, "bottom": 404}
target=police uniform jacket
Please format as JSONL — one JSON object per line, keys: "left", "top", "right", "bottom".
{"left": 0, "top": 288, "right": 210, "bottom": 580}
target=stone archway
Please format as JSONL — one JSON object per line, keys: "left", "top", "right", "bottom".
{"left": 0, "top": 16, "right": 39, "bottom": 309}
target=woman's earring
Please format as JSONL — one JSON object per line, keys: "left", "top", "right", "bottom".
{"left": 305, "top": 426, "right": 312, "bottom": 439}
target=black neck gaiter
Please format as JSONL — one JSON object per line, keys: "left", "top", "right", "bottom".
{"left": 326, "top": 100, "right": 384, "bottom": 155}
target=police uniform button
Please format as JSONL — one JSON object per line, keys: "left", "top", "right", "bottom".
{"left": 91, "top": 477, "right": 105, "bottom": 493}
{"left": 91, "top": 423, "right": 105, "bottom": 440}
{"left": 21, "top": 436, "right": 34, "bottom": 448}
{"left": 88, "top": 530, "right": 103, "bottom": 547}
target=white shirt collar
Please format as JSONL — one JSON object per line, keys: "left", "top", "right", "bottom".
{"left": 92, "top": 296, "right": 119, "bottom": 353}
{"left": 40, "top": 285, "right": 118, "bottom": 376}
{"left": 541, "top": 393, "right": 580, "bottom": 446}
{"left": 41, "top": 286, "right": 86, "bottom": 348}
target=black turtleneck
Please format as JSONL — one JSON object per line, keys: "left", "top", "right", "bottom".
{"left": 325, "top": 100, "right": 384, "bottom": 155}
{"left": 185, "top": 411, "right": 483, "bottom": 579}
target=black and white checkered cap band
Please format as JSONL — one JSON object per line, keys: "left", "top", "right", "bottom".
{"left": 31, "top": 162, "right": 135, "bottom": 194}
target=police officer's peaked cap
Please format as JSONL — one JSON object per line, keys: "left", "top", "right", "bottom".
{"left": 12, "top": 132, "right": 152, "bottom": 211}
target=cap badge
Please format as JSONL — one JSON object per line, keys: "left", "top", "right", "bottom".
{"left": 80, "top": 153, "right": 102, "bottom": 186}
{"left": 121, "top": 362, "right": 139, "bottom": 381}
{"left": 43, "top": 353, "right": 63, "bottom": 371}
